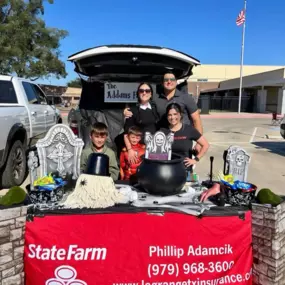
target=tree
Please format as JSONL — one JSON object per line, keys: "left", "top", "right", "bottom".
{"left": 0, "top": 0, "right": 68, "bottom": 80}
{"left": 67, "top": 78, "right": 82, "bottom": 88}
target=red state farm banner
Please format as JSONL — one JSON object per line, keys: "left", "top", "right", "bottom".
{"left": 24, "top": 211, "right": 253, "bottom": 285}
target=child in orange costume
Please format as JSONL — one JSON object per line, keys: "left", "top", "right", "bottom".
{"left": 120, "top": 126, "right": 145, "bottom": 181}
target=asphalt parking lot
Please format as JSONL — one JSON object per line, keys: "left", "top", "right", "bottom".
{"left": 1, "top": 115, "right": 284, "bottom": 196}
{"left": 198, "top": 117, "right": 285, "bottom": 195}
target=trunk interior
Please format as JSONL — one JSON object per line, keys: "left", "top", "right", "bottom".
{"left": 69, "top": 45, "right": 199, "bottom": 155}
{"left": 75, "top": 79, "right": 189, "bottom": 156}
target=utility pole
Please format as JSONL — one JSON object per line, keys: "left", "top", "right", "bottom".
{"left": 238, "top": 0, "right": 247, "bottom": 114}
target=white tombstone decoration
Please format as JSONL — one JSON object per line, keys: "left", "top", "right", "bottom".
{"left": 225, "top": 145, "right": 251, "bottom": 182}
{"left": 144, "top": 131, "right": 174, "bottom": 160}
{"left": 32, "top": 124, "right": 84, "bottom": 180}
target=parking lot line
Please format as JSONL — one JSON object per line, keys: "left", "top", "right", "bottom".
{"left": 210, "top": 142, "right": 255, "bottom": 148}
{"left": 210, "top": 142, "right": 250, "bottom": 144}
{"left": 249, "top": 127, "right": 257, "bottom": 143}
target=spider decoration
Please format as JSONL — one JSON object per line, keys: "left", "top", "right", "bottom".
{"left": 79, "top": 178, "right": 88, "bottom": 187}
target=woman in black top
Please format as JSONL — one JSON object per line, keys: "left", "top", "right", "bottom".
{"left": 162, "top": 103, "right": 209, "bottom": 168}
{"left": 163, "top": 104, "right": 220, "bottom": 201}
{"left": 124, "top": 82, "right": 160, "bottom": 163}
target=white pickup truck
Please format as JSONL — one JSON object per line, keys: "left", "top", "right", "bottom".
{"left": 0, "top": 75, "right": 61, "bottom": 188}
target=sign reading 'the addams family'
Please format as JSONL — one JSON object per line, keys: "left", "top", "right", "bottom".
{"left": 104, "top": 82, "right": 156, "bottom": 103}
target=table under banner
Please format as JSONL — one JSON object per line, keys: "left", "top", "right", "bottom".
{"left": 24, "top": 207, "right": 253, "bottom": 285}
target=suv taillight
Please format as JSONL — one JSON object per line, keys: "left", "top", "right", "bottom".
{"left": 70, "top": 120, "right": 78, "bottom": 136}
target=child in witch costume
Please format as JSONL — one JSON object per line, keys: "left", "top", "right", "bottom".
{"left": 120, "top": 126, "right": 145, "bottom": 181}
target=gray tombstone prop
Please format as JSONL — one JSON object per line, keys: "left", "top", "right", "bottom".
{"left": 144, "top": 131, "right": 174, "bottom": 160}
{"left": 31, "top": 124, "right": 84, "bottom": 180}
{"left": 226, "top": 145, "right": 251, "bottom": 182}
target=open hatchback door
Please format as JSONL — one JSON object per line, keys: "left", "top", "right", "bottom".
{"left": 68, "top": 45, "right": 200, "bottom": 82}
{"left": 67, "top": 45, "right": 200, "bottom": 152}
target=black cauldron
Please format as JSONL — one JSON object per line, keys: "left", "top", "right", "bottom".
{"left": 137, "top": 154, "right": 187, "bottom": 196}
{"left": 85, "top": 153, "right": 110, "bottom": 177}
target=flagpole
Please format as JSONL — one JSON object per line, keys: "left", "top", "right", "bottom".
{"left": 238, "top": 0, "right": 247, "bottom": 114}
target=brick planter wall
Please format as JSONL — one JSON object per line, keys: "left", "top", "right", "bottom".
{"left": 252, "top": 201, "right": 285, "bottom": 285}
{"left": 0, "top": 206, "right": 27, "bottom": 285}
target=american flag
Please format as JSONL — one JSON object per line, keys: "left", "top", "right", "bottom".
{"left": 236, "top": 9, "right": 246, "bottom": 26}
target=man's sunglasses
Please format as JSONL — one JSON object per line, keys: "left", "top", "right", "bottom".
{"left": 164, "top": 78, "right": 176, "bottom": 82}
{"left": 139, "top": 88, "right": 151, "bottom": 94}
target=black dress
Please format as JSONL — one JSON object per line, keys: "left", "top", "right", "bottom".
{"left": 124, "top": 103, "right": 160, "bottom": 138}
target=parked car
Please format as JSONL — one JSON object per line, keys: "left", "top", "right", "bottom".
{"left": 68, "top": 104, "right": 80, "bottom": 135}
{"left": 67, "top": 44, "right": 200, "bottom": 151}
{"left": 0, "top": 75, "right": 61, "bottom": 188}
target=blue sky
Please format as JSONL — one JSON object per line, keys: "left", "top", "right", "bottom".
{"left": 38, "top": 0, "right": 285, "bottom": 86}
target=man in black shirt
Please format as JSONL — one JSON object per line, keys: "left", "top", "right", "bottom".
{"left": 154, "top": 72, "right": 202, "bottom": 134}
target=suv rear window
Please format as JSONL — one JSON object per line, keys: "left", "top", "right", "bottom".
{"left": 0, "top": 81, "right": 18, "bottom": 103}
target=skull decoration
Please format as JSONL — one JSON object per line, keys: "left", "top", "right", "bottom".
{"left": 226, "top": 145, "right": 251, "bottom": 182}
{"left": 236, "top": 154, "right": 245, "bottom": 167}
{"left": 155, "top": 133, "right": 165, "bottom": 147}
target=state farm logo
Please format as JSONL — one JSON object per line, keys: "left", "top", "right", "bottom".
{"left": 46, "top": 265, "right": 87, "bottom": 285}
{"left": 28, "top": 244, "right": 107, "bottom": 261}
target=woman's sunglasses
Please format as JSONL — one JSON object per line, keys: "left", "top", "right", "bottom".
{"left": 164, "top": 78, "right": 176, "bottom": 82}
{"left": 139, "top": 88, "right": 151, "bottom": 94}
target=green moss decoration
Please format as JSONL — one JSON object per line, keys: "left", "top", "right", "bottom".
{"left": 0, "top": 186, "right": 27, "bottom": 206}
{"left": 257, "top": 188, "right": 283, "bottom": 207}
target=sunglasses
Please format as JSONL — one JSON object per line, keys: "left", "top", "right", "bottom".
{"left": 164, "top": 77, "right": 176, "bottom": 82}
{"left": 139, "top": 88, "right": 151, "bottom": 94}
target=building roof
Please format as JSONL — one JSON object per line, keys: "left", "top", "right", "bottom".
{"left": 63, "top": 87, "right": 82, "bottom": 96}
{"left": 201, "top": 68, "right": 285, "bottom": 93}
{"left": 189, "top": 64, "right": 285, "bottom": 82}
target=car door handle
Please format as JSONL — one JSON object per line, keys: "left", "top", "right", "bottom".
{"left": 31, "top": 111, "right": 37, "bottom": 116}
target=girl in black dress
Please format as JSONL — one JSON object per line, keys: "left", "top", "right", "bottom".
{"left": 124, "top": 82, "right": 160, "bottom": 164}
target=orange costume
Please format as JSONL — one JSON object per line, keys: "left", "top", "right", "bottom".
{"left": 119, "top": 144, "right": 145, "bottom": 180}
